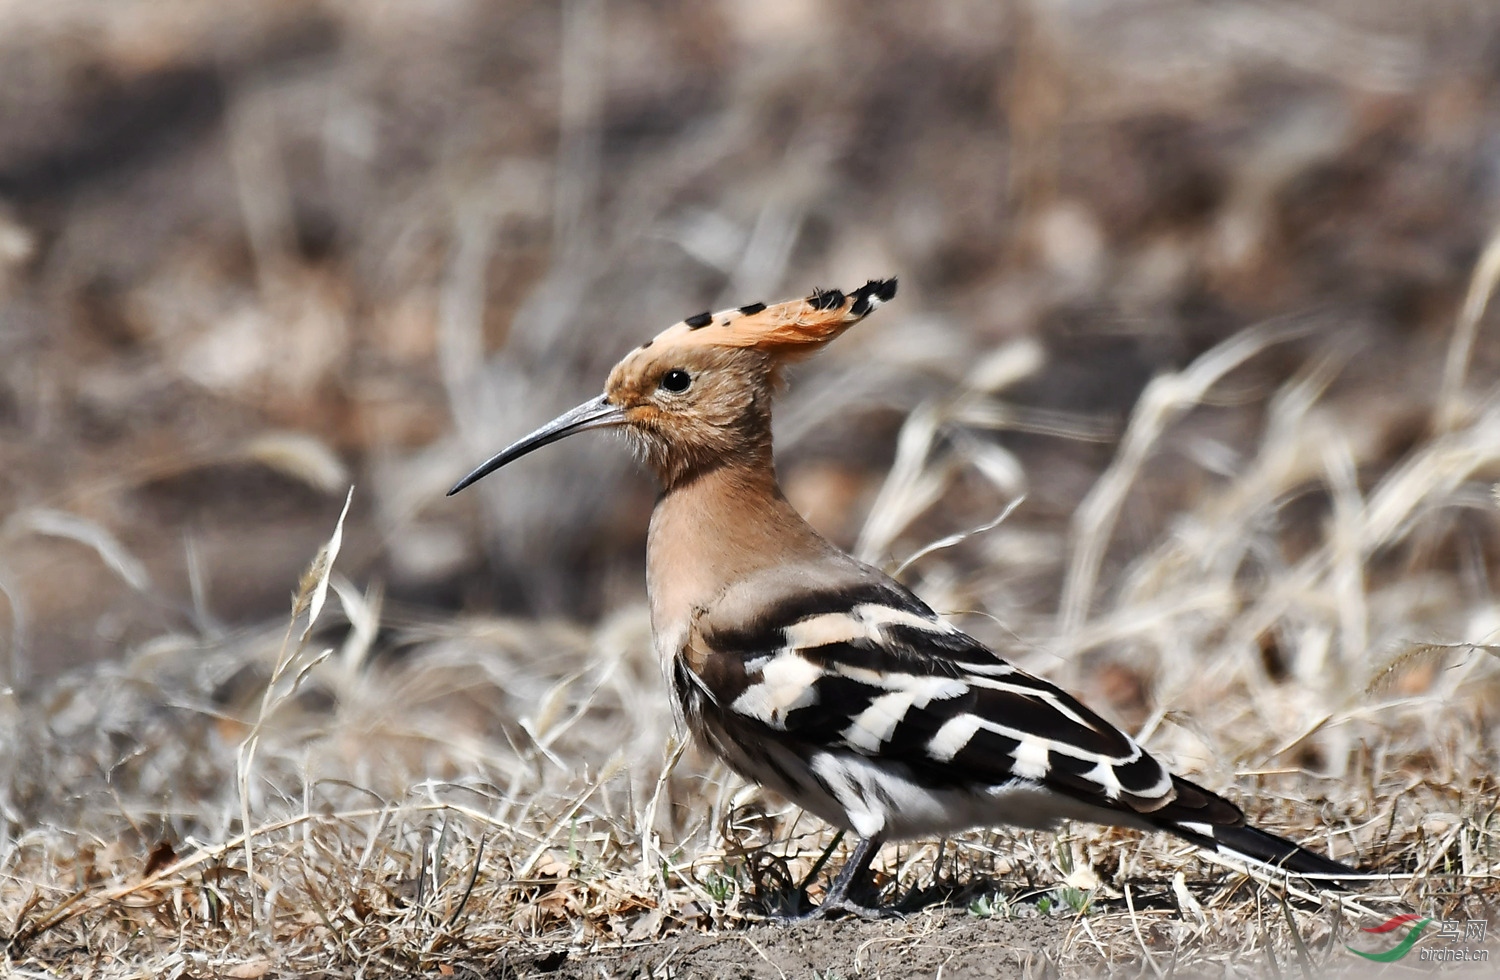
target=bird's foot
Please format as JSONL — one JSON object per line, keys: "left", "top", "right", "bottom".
{"left": 766, "top": 835, "right": 894, "bottom": 922}
{"left": 773, "top": 896, "right": 891, "bottom": 922}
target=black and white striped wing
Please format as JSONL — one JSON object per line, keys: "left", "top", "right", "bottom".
{"left": 676, "top": 579, "right": 1239, "bottom": 839}
{"left": 676, "top": 577, "right": 1360, "bottom": 882}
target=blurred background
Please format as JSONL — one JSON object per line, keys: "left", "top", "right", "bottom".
{"left": 2, "top": 0, "right": 1498, "bottom": 683}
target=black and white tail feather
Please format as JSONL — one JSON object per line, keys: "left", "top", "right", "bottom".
{"left": 672, "top": 571, "right": 1359, "bottom": 912}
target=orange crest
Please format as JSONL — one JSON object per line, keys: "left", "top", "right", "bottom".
{"left": 645, "top": 278, "right": 897, "bottom": 356}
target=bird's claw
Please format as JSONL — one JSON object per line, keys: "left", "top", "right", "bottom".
{"left": 773, "top": 896, "right": 892, "bottom": 922}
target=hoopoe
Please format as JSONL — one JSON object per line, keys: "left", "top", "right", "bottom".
{"left": 450, "top": 279, "right": 1360, "bottom": 917}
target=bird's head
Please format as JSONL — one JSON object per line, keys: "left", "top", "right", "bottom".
{"left": 448, "top": 278, "right": 896, "bottom": 493}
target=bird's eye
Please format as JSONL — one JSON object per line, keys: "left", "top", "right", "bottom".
{"left": 659, "top": 369, "right": 692, "bottom": 393}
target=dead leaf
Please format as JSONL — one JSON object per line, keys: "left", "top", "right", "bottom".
{"left": 143, "top": 841, "right": 176, "bottom": 878}
{"left": 532, "top": 852, "right": 571, "bottom": 878}
{"left": 625, "top": 908, "right": 664, "bottom": 942}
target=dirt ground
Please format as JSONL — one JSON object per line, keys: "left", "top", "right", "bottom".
{"left": 489, "top": 909, "right": 1496, "bottom": 980}
{"left": 533, "top": 912, "right": 1069, "bottom": 980}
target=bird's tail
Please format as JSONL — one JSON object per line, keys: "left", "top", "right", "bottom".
{"left": 1164, "top": 819, "right": 1362, "bottom": 888}
{"left": 1138, "top": 775, "right": 1363, "bottom": 888}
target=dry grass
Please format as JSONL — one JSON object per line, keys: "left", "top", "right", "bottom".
{"left": 4, "top": 1, "right": 1500, "bottom": 976}
{"left": 4, "top": 297, "right": 1499, "bottom": 976}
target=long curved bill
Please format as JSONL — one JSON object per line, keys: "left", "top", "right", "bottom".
{"left": 447, "top": 394, "right": 625, "bottom": 496}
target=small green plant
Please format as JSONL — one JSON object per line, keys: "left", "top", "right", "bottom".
{"left": 1055, "top": 885, "right": 1091, "bottom": 915}
{"left": 968, "top": 891, "right": 1009, "bottom": 919}
{"left": 701, "top": 869, "right": 737, "bottom": 904}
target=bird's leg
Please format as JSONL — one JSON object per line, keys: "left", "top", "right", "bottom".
{"left": 821, "top": 836, "right": 881, "bottom": 911}
{"left": 788, "top": 835, "right": 888, "bottom": 921}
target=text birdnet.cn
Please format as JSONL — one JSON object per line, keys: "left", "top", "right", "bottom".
{"left": 450, "top": 279, "right": 1361, "bottom": 918}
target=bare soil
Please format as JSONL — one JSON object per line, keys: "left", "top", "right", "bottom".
{"left": 535, "top": 912, "right": 1068, "bottom": 980}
